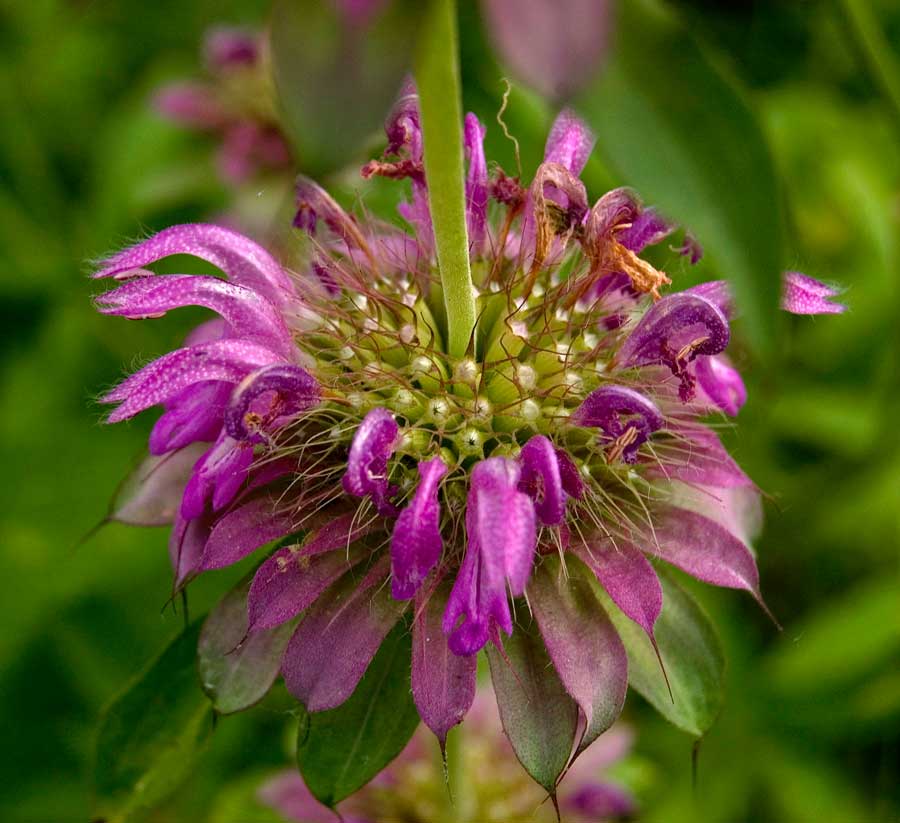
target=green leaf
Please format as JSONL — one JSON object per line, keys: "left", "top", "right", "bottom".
{"left": 415, "top": 0, "right": 477, "bottom": 358}
{"left": 198, "top": 576, "right": 297, "bottom": 715}
{"left": 576, "top": 0, "right": 784, "bottom": 355}
{"left": 296, "top": 621, "right": 420, "bottom": 807}
{"left": 269, "top": 0, "right": 423, "bottom": 175}
{"left": 597, "top": 569, "right": 725, "bottom": 738}
{"left": 486, "top": 615, "right": 580, "bottom": 792}
{"left": 93, "top": 622, "right": 214, "bottom": 823}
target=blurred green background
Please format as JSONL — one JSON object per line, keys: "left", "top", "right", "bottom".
{"left": 1, "top": 0, "right": 898, "bottom": 821}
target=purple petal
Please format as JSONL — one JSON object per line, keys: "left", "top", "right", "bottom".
{"left": 480, "top": 0, "right": 612, "bottom": 101}
{"left": 149, "top": 381, "right": 231, "bottom": 455}
{"left": 617, "top": 292, "right": 730, "bottom": 402}
{"left": 390, "top": 456, "right": 447, "bottom": 600}
{"left": 464, "top": 113, "right": 488, "bottom": 254}
{"left": 411, "top": 583, "right": 476, "bottom": 745}
{"left": 782, "top": 271, "right": 846, "bottom": 315}
{"left": 584, "top": 187, "right": 641, "bottom": 240}
{"left": 572, "top": 539, "right": 662, "bottom": 644}
{"left": 299, "top": 512, "right": 381, "bottom": 557}
{"left": 556, "top": 449, "right": 585, "bottom": 500}
{"left": 153, "top": 83, "right": 225, "bottom": 128}
{"left": 649, "top": 507, "right": 768, "bottom": 610}
{"left": 203, "top": 26, "right": 259, "bottom": 70}
{"left": 169, "top": 510, "right": 213, "bottom": 588}
{"left": 694, "top": 354, "right": 747, "bottom": 417}
{"left": 248, "top": 541, "right": 369, "bottom": 632}
{"left": 95, "top": 223, "right": 295, "bottom": 307}
{"left": 258, "top": 771, "right": 343, "bottom": 823}
{"left": 384, "top": 82, "right": 422, "bottom": 161}
{"left": 570, "top": 385, "right": 664, "bottom": 464}
{"left": 442, "top": 458, "right": 536, "bottom": 655}
{"left": 616, "top": 208, "right": 675, "bottom": 254}
{"left": 96, "top": 273, "right": 294, "bottom": 356}
{"left": 111, "top": 445, "right": 206, "bottom": 527}
{"left": 342, "top": 407, "right": 400, "bottom": 516}
{"left": 685, "top": 279, "right": 733, "bottom": 316}
{"left": 199, "top": 495, "right": 297, "bottom": 571}
{"left": 544, "top": 108, "right": 596, "bottom": 175}
{"left": 224, "top": 364, "right": 320, "bottom": 440}
{"left": 530, "top": 556, "right": 628, "bottom": 755}
{"left": 180, "top": 435, "right": 254, "bottom": 519}
{"left": 563, "top": 782, "right": 636, "bottom": 820}
{"left": 518, "top": 435, "right": 567, "bottom": 526}
{"left": 294, "top": 176, "right": 371, "bottom": 257}
{"left": 282, "top": 556, "right": 406, "bottom": 711}
{"left": 101, "top": 339, "right": 283, "bottom": 423}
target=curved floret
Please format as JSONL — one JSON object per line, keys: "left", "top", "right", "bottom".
{"left": 95, "top": 87, "right": 845, "bottom": 789}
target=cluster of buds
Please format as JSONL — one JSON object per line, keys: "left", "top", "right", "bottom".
{"left": 95, "top": 87, "right": 843, "bottom": 789}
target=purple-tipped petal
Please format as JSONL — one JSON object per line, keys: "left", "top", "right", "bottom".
{"left": 224, "top": 364, "right": 320, "bottom": 440}
{"left": 101, "top": 339, "right": 284, "bottom": 423}
{"left": 782, "top": 271, "right": 846, "bottom": 315}
{"left": 544, "top": 108, "right": 596, "bottom": 175}
{"left": 111, "top": 444, "right": 207, "bottom": 527}
{"left": 248, "top": 540, "right": 369, "bottom": 632}
{"left": 282, "top": 556, "right": 406, "bottom": 711}
{"left": 390, "top": 456, "right": 447, "bottom": 600}
{"left": 616, "top": 208, "right": 675, "bottom": 254}
{"left": 571, "top": 385, "right": 664, "bottom": 464}
{"left": 95, "top": 224, "right": 295, "bottom": 307}
{"left": 384, "top": 82, "right": 422, "bottom": 161}
{"left": 480, "top": 0, "right": 612, "bottom": 101}
{"left": 96, "top": 274, "right": 294, "bottom": 356}
{"left": 530, "top": 556, "right": 628, "bottom": 755}
{"left": 342, "top": 407, "right": 400, "bottom": 516}
{"left": 442, "top": 458, "right": 536, "bottom": 656}
{"left": 648, "top": 507, "right": 768, "bottom": 609}
{"left": 518, "top": 435, "right": 567, "bottom": 526}
{"left": 655, "top": 427, "right": 753, "bottom": 489}
{"left": 464, "top": 113, "right": 489, "bottom": 254}
{"left": 411, "top": 583, "right": 476, "bottom": 745}
{"left": 695, "top": 355, "right": 747, "bottom": 417}
{"left": 573, "top": 539, "right": 662, "bottom": 645}
{"left": 685, "top": 280, "right": 733, "bottom": 316}
{"left": 584, "top": 187, "right": 641, "bottom": 241}
{"left": 617, "top": 292, "right": 730, "bottom": 402}
{"left": 149, "top": 381, "right": 231, "bottom": 455}
{"left": 199, "top": 495, "right": 296, "bottom": 571}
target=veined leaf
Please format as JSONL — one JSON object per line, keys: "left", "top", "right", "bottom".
{"left": 296, "top": 621, "right": 419, "bottom": 807}
{"left": 93, "top": 622, "right": 213, "bottom": 823}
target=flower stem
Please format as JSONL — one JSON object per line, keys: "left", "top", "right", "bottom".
{"left": 415, "top": 0, "right": 476, "bottom": 359}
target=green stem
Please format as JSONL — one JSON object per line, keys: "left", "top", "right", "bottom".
{"left": 415, "top": 0, "right": 476, "bottom": 359}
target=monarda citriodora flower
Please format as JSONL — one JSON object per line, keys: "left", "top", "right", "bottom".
{"left": 95, "top": 90, "right": 843, "bottom": 790}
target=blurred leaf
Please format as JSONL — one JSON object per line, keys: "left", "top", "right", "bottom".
{"left": 270, "top": 0, "right": 424, "bottom": 175}
{"left": 486, "top": 615, "right": 580, "bottom": 792}
{"left": 765, "top": 577, "right": 900, "bottom": 695}
{"left": 415, "top": 0, "right": 477, "bottom": 358}
{"left": 598, "top": 570, "right": 725, "bottom": 738}
{"left": 198, "top": 576, "right": 296, "bottom": 715}
{"left": 93, "top": 622, "right": 214, "bottom": 823}
{"left": 577, "top": 0, "right": 784, "bottom": 354}
{"left": 295, "top": 621, "right": 419, "bottom": 808}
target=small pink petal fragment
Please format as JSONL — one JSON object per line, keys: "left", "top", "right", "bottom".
{"left": 782, "top": 271, "right": 846, "bottom": 315}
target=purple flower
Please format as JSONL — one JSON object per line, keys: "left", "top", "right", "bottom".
{"left": 95, "top": 93, "right": 843, "bottom": 802}
{"left": 782, "top": 271, "right": 846, "bottom": 314}
{"left": 443, "top": 458, "right": 536, "bottom": 655}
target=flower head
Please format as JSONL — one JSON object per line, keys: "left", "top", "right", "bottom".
{"left": 95, "top": 89, "right": 844, "bottom": 793}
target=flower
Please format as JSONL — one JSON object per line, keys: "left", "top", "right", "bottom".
{"left": 258, "top": 691, "right": 637, "bottom": 823}
{"left": 95, "top": 91, "right": 844, "bottom": 793}
{"left": 154, "top": 25, "right": 291, "bottom": 183}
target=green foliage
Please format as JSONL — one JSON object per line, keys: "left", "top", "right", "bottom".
{"left": 93, "top": 622, "right": 214, "bottom": 822}
{"left": 295, "top": 622, "right": 420, "bottom": 807}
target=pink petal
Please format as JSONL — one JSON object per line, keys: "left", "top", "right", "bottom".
{"left": 199, "top": 495, "right": 297, "bottom": 571}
